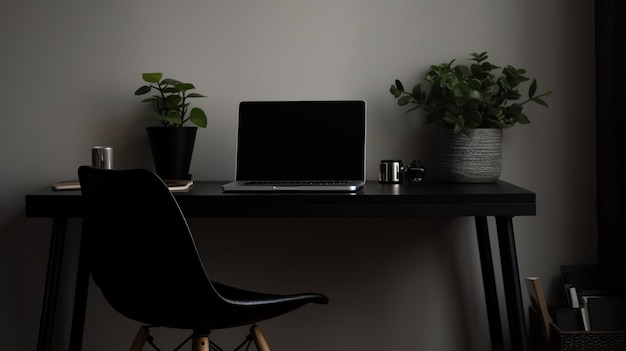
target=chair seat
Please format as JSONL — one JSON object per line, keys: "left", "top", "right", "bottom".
{"left": 122, "top": 281, "right": 328, "bottom": 330}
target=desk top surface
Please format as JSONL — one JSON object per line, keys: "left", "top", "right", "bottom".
{"left": 25, "top": 180, "right": 536, "bottom": 218}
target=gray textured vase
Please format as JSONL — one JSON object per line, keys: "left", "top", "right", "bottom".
{"left": 440, "top": 128, "right": 502, "bottom": 183}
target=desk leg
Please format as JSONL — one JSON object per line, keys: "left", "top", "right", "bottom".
{"left": 37, "top": 217, "right": 68, "bottom": 351}
{"left": 475, "top": 216, "right": 504, "bottom": 351}
{"left": 496, "top": 216, "right": 528, "bottom": 351}
{"left": 69, "top": 227, "right": 90, "bottom": 351}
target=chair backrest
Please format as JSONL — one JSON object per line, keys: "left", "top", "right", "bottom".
{"left": 78, "top": 166, "right": 217, "bottom": 324}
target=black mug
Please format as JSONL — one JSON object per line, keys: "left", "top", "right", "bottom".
{"left": 405, "top": 160, "right": 426, "bottom": 184}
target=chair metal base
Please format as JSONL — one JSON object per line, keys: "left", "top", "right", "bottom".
{"left": 129, "top": 325, "right": 271, "bottom": 351}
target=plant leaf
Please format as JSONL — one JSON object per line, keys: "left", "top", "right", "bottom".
{"left": 163, "top": 87, "right": 179, "bottom": 94}
{"left": 391, "top": 86, "right": 403, "bottom": 98}
{"left": 395, "top": 79, "right": 404, "bottom": 91}
{"left": 509, "top": 103, "right": 523, "bottom": 117}
{"left": 134, "top": 85, "right": 151, "bottom": 95}
{"left": 529, "top": 79, "right": 537, "bottom": 98}
{"left": 176, "top": 83, "right": 195, "bottom": 92}
{"left": 187, "top": 93, "right": 206, "bottom": 98}
{"left": 189, "top": 108, "right": 208, "bottom": 128}
{"left": 467, "top": 78, "right": 482, "bottom": 90}
{"left": 141, "top": 97, "right": 159, "bottom": 103}
{"left": 517, "top": 112, "right": 530, "bottom": 124}
{"left": 142, "top": 73, "right": 162, "bottom": 83}
{"left": 162, "top": 78, "right": 182, "bottom": 86}
{"left": 533, "top": 97, "right": 549, "bottom": 108}
{"left": 165, "top": 95, "right": 182, "bottom": 106}
{"left": 411, "top": 84, "right": 422, "bottom": 98}
{"left": 398, "top": 96, "right": 413, "bottom": 106}
{"left": 405, "top": 105, "right": 420, "bottom": 114}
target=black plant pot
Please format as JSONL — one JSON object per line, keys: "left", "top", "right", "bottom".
{"left": 146, "top": 126, "right": 197, "bottom": 180}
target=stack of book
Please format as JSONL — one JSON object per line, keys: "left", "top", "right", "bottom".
{"left": 559, "top": 265, "right": 626, "bottom": 332}
{"left": 526, "top": 265, "right": 626, "bottom": 335}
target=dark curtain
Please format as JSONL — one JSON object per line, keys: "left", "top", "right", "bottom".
{"left": 595, "top": 0, "right": 626, "bottom": 296}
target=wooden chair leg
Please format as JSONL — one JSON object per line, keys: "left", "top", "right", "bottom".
{"left": 129, "top": 326, "right": 150, "bottom": 351}
{"left": 251, "top": 325, "right": 270, "bottom": 351}
{"left": 191, "top": 333, "right": 210, "bottom": 351}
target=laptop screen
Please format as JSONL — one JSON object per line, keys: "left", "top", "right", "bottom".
{"left": 235, "top": 100, "right": 366, "bottom": 181}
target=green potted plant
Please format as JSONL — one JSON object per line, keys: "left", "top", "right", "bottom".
{"left": 135, "top": 72, "right": 208, "bottom": 180}
{"left": 389, "top": 51, "right": 552, "bottom": 182}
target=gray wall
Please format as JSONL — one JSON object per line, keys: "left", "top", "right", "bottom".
{"left": 0, "top": 1, "right": 596, "bottom": 350}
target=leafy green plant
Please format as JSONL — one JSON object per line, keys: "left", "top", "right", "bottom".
{"left": 389, "top": 52, "right": 552, "bottom": 136}
{"left": 135, "top": 72, "right": 207, "bottom": 128}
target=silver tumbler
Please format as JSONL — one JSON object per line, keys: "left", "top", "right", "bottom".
{"left": 92, "top": 146, "right": 113, "bottom": 169}
{"left": 378, "top": 160, "right": 403, "bottom": 183}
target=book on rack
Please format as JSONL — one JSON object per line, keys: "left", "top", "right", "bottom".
{"left": 585, "top": 296, "right": 626, "bottom": 331}
{"left": 576, "top": 293, "right": 626, "bottom": 331}
{"left": 559, "top": 264, "right": 626, "bottom": 331}
{"left": 525, "top": 276, "right": 553, "bottom": 340}
{"left": 560, "top": 265, "right": 601, "bottom": 307}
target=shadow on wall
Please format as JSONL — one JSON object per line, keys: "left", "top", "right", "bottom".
{"left": 0, "top": 211, "right": 82, "bottom": 350}
{"left": 187, "top": 216, "right": 484, "bottom": 351}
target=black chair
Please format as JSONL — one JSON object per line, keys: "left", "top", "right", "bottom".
{"left": 77, "top": 166, "right": 328, "bottom": 351}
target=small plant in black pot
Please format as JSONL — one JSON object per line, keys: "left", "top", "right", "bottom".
{"left": 135, "top": 72, "right": 208, "bottom": 180}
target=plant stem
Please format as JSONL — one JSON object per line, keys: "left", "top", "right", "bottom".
{"left": 519, "top": 91, "right": 552, "bottom": 106}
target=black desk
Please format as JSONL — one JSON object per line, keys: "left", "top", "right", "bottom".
{"left": 26, "top": 180, "right": 536, "bottom": 351}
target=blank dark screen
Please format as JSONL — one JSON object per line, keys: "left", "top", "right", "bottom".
{"left": 235, "top": 101, "right": 366, "bottom": 181}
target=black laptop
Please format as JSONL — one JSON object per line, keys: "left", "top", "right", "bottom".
{"left": 222, "top": 100, "right": 367, "bottom": 192}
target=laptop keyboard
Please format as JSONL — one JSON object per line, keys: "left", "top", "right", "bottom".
{"left": 244, "top": 181, "right": 350, "bottom": 186}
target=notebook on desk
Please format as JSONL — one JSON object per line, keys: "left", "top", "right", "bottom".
{"left": 222, "top": 100, "right": 367, "bottom": 192}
